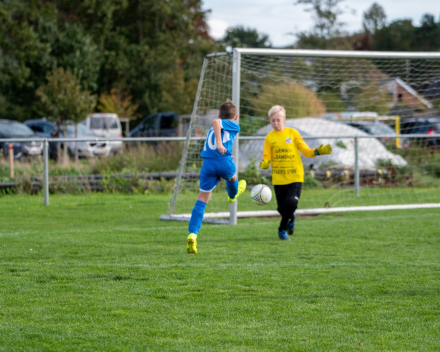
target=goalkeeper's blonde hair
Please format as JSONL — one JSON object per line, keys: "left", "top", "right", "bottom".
{"left": 268, "top": 105, "right": 286, "bottom": 118}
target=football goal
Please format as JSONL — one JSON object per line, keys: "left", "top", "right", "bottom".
{"left": 161, "top": 49, "right": 440, "bottom": 224}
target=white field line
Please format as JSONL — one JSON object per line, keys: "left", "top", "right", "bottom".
{"left": 0, "top": 232, "right": 32, "bottom": 236}
{"left": 0, "top": 261, "right": 439, "bottom": 269}
{"left": 0, "top": 221, "right": 273, "bottom": 236}
{"left": 0, "top": 221, "right": 276, "bottom": 237}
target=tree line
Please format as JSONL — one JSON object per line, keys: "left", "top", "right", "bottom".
{"left": 1, "top": 0, "right": 439, "bottom": 124}
{"left": 223, "top": 2, "right": 440, "bottom": 52}
{"left": 0, "top": 0, "right": 221, "bottom": 123}
{"left": 292, "top": 1, "right": 440, "bottom": 51}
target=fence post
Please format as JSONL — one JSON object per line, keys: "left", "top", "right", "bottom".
{"left": 43, "top": 139, "right": 49, "bottom": 206}
{"left": 8, "top": 144, "right": 14, "bottom": 179}
{"left": 354, "top": 136, "right": 360, "bottom": 197}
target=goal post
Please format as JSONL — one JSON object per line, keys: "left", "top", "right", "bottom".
{"left": 230, "top": 49, "right": 241, "bottom": 225}
{"left": 161, "top": 48, "right": 440, "bottom": 223}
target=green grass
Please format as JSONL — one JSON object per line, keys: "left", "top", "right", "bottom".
{"left": 1, "top": 193, "right": 440, "bottom": 351}
{"left": 174, "top": 186, "right": 440, "bottom": 214}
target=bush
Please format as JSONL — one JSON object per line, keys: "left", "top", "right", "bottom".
{"left": 90, "top": 142, "right": 182, "bottom": 174}
{"left": 239, "top": 158, "right": 269, "bottom": 186}
{"left": 252, "top": 81, "right": 326, "bottom": 119}
{"left": 145, "top": 177, "right": 175, "bottom": 194}
{"left": 304, "top": 172, "right": 321, "bottom": 188}
{"left": 0, "top": 142, "right": 184, "bottom": 195}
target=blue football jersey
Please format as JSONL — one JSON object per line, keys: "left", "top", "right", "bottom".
{"left": 200, "top": 119, "right": 240, "bottom": 159}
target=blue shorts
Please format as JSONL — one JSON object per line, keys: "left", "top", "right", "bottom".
{"left": 199, "top": 156, "right": 236, "bottom": 192}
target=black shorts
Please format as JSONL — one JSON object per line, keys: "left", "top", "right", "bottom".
{"left": 274, "top": 182, "right": 302, "bottom": 215}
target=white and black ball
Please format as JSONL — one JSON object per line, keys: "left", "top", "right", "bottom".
{"left": 250, "top": 184, "right": 272, "bottom": 205}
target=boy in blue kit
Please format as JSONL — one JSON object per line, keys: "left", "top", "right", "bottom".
{"left": 187, "top": 100, "right": 247, "bottom": 254}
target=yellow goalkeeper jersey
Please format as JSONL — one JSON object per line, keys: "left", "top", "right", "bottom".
{"left": 262, "top": 127, "right": 316, "bottom": 185}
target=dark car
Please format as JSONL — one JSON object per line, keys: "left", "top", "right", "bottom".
{"left": 400, "top": 118, "right": 431, "bottom": 134}
{"left": 338, "top": 120, "right": 410, "bottom": 148}
{"left": 129, "top": 112, "right": 179, "bottom": 138}
{"left": 24, "top": 119, "right": 58, "bottom": 159}
{"left": 0, "top": 119, "right": 43, "bottom": 159}
{"left": 426, "top": 116, "right": 440, "bottom": 147}
{"left": 400, "top": 118, "right": 440, "bottom": 147}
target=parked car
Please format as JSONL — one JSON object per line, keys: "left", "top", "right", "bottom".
{"left": 400, "top": 118, "right": 430, "bottom": 134}
{"left": 81, "top": 113, "right": 123, "bottom": 154}
{"left": 25, "top": 119, "right": 112, "bottom": 158}
{"left": 61, "top": 123, "right": 112, "bottom": 158}
{"left": 0, "top": 119, "right": 43, "bottom": 159}
{"left": 24, "top": 119, "right": 59, "bottom": 159}
{"left": 337, "top": 120, "right": 410, "bottom": 148}
{"left": 426, "top": 116, "right": 440, "bottom": 147}
{"left": 400, "top": 118, "right": 440, "bottom": 147}
{"left": 129, "top": 112, "right": 179, "bottom": 138}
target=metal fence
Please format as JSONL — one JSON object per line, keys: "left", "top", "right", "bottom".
{"left": 1, "top": 134, "right": 440, "bottom": 206}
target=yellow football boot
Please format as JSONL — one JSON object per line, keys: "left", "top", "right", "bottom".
{"left": 228, "top": 180, "right": 247, "bottom": 203}
{"left": 187, "top": 233, "right": 197, "bottom": 254}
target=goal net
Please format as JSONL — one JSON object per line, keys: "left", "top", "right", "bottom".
{"left": 162, "top": 49, "right": 440, "bottom": 223}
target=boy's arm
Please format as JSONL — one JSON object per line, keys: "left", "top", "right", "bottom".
{"left": 212, "top": 119, "right": 226, "bottom": 154}
{"left": 260, "top": 138, "right": 271, "bottom": 169}
{"left": 295, "top": 131, "right": 332, "bottom": 157}
{"left": 295, "top": 131, "right": 316, "bottom": 158}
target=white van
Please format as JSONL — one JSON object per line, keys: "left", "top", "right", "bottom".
{"left": 82, "top": 113, "right": 123, "bottom": 154}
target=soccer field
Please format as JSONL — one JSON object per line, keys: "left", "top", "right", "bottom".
{"left": 1, "top": 193, "right": 439, "bottom": 351}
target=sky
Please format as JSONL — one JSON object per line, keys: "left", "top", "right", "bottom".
{"left": 202, "top": 0, "right": 440, "bottom": 47}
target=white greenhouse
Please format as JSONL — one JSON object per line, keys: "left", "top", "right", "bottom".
{"left": 239, "top": 118, "right": 407, "bottom": 172}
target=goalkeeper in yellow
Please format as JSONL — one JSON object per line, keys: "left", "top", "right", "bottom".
{"left": 260, "top": 105, "right": 332, "bottom": 240}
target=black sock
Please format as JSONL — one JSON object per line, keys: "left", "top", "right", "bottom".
{"left": 279, "top": 204, "right": 297, "bottom": 231}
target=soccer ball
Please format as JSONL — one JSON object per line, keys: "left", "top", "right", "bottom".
{"left": 250, "top": 184, "right": 272, "bottom": 205}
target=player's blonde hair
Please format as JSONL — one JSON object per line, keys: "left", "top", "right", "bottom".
{"left": 268, "top": 105, "right": 286, "bottom": 118}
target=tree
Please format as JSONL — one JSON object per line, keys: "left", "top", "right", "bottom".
{"left": 352, "top": 81, "right": 390, "bottom": 115}
{"left": 252, "top": 81, "right": 326, "bottom": 120}
{"left": 372, "top": 19, "right": 416, "bottom": 51}
{"left": 0, "top": 0, "right": 57, "bottom": 121}
{"left": 1, "top": 0, "right": 221, "bottom": 123}
{"left": 318, "top": 92, "right": 347, "bottom": 112}
{"left": 294, "top": 0, "right": 351, "bottom": 49}
{"left": 363, "top": 3, "right": 386, "bottom": 34}
{"left": 413, "top": 14, "right": 440, "bottom": 51}
{"left": 98, "top": 87, "right": 139, "bottom": 120}
{"left": 370, "top": 13, "right": 440, "bottom": 52}
{"left": 157, "top": 67, "right": 198, "bottom": 115}
{"left": 51, "top": 23, "right": 100, "bottom": 92}
{"left": 103, "top": 0, "right": 221, "bottom": 116}
{"left": 222, "top": 26, "right": 271, "bottom": 49}
{"left": 36, "top": 68, "right": 96, "bottom": 163}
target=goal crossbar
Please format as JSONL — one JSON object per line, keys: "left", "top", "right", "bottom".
{"left": 231, "top": 48, "right": 440, "bottom": 59}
